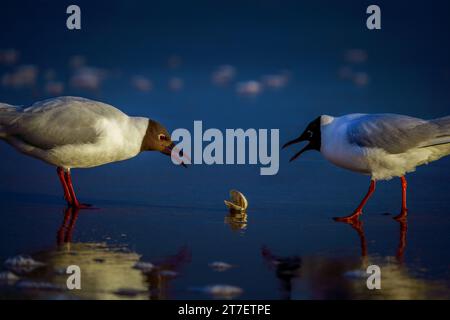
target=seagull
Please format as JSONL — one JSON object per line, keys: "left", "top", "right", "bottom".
{"left": 0, "top": 96, "right": 185, "bottom": 209}
{"left": 283, "top": 113, "right": 450, "bottom": 222}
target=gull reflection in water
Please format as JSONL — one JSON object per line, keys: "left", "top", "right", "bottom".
{"left": 261, "top": 246, "right": 302, "bottom": 300}
{"left": 340, "top": 218, "right": 407, "bottom": 264}
{"left": 263, "top": 218, "right": 449, "bottom": 299}
{"left": 13, "top": 207, "right": 191, "bottom": 300}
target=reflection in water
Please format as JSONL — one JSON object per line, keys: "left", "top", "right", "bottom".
{"left": 345, "top": 220, "right": 368, "bottom": 258}
{"left": 263, "top": 218, "right": 449, "bottom": 299}
{"left": 339, "top": 218, "right": 407, "bottom": 264}
{"left": 3, "top": 207, "right": 191, "bottom": 300}
{"left": 33, "top": 243, "right": 146, "bottom": 299}
{"left": 57, "top": 207, "right": 79, "bottom": 245}
{"left": 396, "top": 220, "right": 408, "bottom": 263}
{"left": 261, "top": 246, "right": 302, "bottom": 300}
{"left": 224, "top": 210, "right": 247, "bottom": 232}
{"left": 142, "top": 245, "right": 191, "bottom": 300}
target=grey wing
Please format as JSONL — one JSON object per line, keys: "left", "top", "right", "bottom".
{"left": 4, "top": 96, "right": 125, "bottom": 150}
{"left": 347, "top": 114, "right": 449, "bottom": 154}
{"left": 429, "top": 116, "right": 450, "bottom": 145}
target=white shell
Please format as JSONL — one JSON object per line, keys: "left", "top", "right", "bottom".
{"left": 133, "top": 261, "right": 155, "bottom": 273}
{"left": 224, "top": 190, "right": 248, "bottom": 211}
{"left": 4, "top": 255, "right": 45, "bottom": 274}
{"left": 208, "top": 261, "right": 234, "bottom": 272}
{"left": 204, "top": 285, "right": 243, "bottom": 298}
{"left": 159, "top": 270, "right": 178, "bottom": 277}
{"left": 0, "top": 271, "right": 20, "bottom": 283}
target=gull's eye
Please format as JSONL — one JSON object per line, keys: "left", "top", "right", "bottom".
{"left": 158, "top": 134, "right": 167, "bottom": 141}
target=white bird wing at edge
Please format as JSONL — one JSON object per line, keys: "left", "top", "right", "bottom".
{"left": 347, "top": 114, "right": 450, "bottom": 154}
{"left": 0, "top": 96, "right": 125, "bottom": 150}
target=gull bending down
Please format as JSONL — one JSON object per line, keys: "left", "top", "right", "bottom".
{"left": 0, "top": 96, "right": 184, "bottom": 208}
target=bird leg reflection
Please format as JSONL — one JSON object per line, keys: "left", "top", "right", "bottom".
{"left": 396, "top": 219, "right": 408, "bottom": 263}
{"left": 334, "top": 180, "right": 376, "bottom": 223}
{"left": 347, "top": 220, "right": 368, "bottom": 258}
{"left": 337, "top": 215, "right": 408, "bottom": 263}
{"left": 57, "top": 207, "right": 79, "bottom": 245}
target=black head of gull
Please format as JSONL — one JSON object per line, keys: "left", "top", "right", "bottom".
{"left": 282, "top": 116, "right": 322, "bottom": 162}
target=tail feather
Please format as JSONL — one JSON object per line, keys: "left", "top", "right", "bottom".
{"left": 432, "top": 116, "right": 450, "bottom": 134}
{"left": 421, "top": 116, "right": 450, "bottom": 148}
{"left": 0, "top": 102, "right": 19, "bottom": 138}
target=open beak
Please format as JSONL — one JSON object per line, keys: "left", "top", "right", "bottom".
{"left": 282, "top": 134, "right": 312, "bottom": 162}
{"left": 163, "top": 142, "right": 187, "bottom": 168}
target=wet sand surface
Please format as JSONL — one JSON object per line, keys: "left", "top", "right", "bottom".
{"left": 0, "top": 157, "right": 449, "bottom": 299}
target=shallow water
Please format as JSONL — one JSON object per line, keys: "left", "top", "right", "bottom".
{"left": 0, "top": 157, "right": 449, "bottom": 299}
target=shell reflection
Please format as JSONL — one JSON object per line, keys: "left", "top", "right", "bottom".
{"left": 224, "top": 211, "right": 248, "bottom": 232}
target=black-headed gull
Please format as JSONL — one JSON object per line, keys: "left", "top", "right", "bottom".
{"left": 283, "top": 113, "right": 450, "bottom": 222}
{"left": 0, "top": 96, "right": 184, "bottom": 208}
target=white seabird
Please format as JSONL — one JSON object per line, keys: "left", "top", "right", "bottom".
{"left": 283, "top": 113, "right": 450, "bottom": 222}
{"left": 0, "top": 96, "right": 185, "bottom": 208}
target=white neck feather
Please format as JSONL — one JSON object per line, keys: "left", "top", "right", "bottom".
{"left": 321, "top": 115, "right": 334, "bottom": 126}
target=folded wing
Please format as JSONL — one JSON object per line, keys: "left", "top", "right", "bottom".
{"left": 1, "top": 96, "right": 126, "bottom": 150}
{"left": 347, "top": 114, "right": 450, "bottom": 154}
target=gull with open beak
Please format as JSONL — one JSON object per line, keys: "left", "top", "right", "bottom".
{"left": 0, "top": 96, "right": 186, "bottom": 209}
{"left": 283, "top": 114, "right": 450, "bottom": 222}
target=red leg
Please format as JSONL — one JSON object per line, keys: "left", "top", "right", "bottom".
{"left": 394, "top": 176, "right": 408, "bottom": 221}
{"left": 57, "top": 167, "right": 72, "bottom": 205}
{"left": 334, "top": 180, "right": 376, "bottom": 223}
{"left": 64, "top": 170, "right": 93, "bottom": 209}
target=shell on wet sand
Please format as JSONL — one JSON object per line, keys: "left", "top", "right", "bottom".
{"left": 208, "top": 261, "right": 235, "bottom": 272}
{"left": 224, "top": 190, "right": 248, "bottom": 212}
{"left": 0, "top": 271, "right": 20, "bottom": 284}
{"left": 4, "top": 255, "right": 46, "bottom": 274}
{"left": 132, "top": 261, "right": 155, "bottom": 273}
{"left": 205, "top": 285, "right": 243, "bottom": 298}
